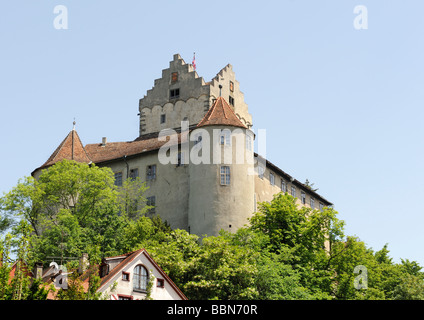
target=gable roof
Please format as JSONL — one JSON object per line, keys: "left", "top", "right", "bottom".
{"left": 96, "top": 248, "right": 187, "bottom": 300}
{"left": 197, "top": 96, "right": 247, "bottom": 129}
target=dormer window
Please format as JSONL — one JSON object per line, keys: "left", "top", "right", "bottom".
{"left": 100, "top": 264, "right": 109, "bottom": 277}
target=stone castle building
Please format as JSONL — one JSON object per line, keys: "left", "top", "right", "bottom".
{"left": 32, "top": 54, "right": 332, "bottom": 237}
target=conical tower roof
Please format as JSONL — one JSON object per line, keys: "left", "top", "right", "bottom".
{"left": 32, "top": 129, "right": 91, "bottom": 175}
{"left": 196, "top": 96, "right": 247, "bottom": 129}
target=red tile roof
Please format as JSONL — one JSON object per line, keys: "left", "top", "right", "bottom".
{"left": 85, "top": 132, "right": 181, "bottom": 164}
{"left": 34, "top": 130, "right": 91, "bottom": 173}
{"left": 197, "top": 96, "right": 247, "bottom": 129}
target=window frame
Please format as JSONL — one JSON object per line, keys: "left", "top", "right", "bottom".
{"left": 170, "top": 88, "right": 180, "bottom": 99}
{"left": 281, "top": 179, "right": 287, "bottom": 192}
{"left": 220, "top": 166, "right": 231, "bottom": 186}
{"left": 114, "top": 172, "right": 123, "bottom": 187}
{"left": 270, "top": 173, "right": 275, "bottom": 186}
{"left": 291, "top": 185, "right": 296, "bottom": 197}
{"left": 146, "top": 165, "right": 157, "bottom": 181}
{"left": 122, "top": 271, "right": 130, "bottom": 282}
{"left": 157, "top": 278, "right": 165, "bottom": 288}
{"left": 301, "top": 191, "right": 306, "bottom": 204}
{"left": 133, "top": 265, "right": 149, "bottom": 293}
{"left": 129, "top": 168, "right": 139, "bottom": 181}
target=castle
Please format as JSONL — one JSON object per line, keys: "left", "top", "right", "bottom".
{"left": 32, "top": 54, "right": 332, "bottom": 237}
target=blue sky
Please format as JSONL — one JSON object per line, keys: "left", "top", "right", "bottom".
{"left": 1, "top": 1, "right": 423, "bottom": 267}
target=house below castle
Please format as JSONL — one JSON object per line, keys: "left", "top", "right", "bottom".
{"left": 32, "top": 54, "right": 332, "bottom": 238}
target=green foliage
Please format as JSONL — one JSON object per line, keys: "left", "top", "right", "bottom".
{"left": 1, "top": 162, "right": 423, "bottom": 300}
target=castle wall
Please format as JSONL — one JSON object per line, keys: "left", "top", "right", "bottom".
{"left": 102, "top": 151, "right": 189, "bottom": 230}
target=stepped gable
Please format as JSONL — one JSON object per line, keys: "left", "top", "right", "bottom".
{"left": 196, "top": 96, "right": 247, "bottom": 129}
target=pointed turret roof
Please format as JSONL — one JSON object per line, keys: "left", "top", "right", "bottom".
{"left": 196, "top": 96, "right": 247, "bottom": 129}
{"left": 32, "top": 129, "right": 91, "bottom": 175}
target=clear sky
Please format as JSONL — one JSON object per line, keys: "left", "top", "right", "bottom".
{"left": 1, "top": 1, "right": 423, "bottom": 267}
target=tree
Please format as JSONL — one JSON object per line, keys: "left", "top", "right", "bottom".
{"left": 0, "top": 160, "right": 155, "bottom": 263}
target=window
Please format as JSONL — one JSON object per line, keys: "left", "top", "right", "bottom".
{"left": 230, "top": 81, "right": 234, "bottom": 92}
{"left": 157, "top": 278, "right": 165, "bottom": 288}
{"left": 281, "top": 179, "right": 287, "bottom": 192}
{"left": 114, "top": 172, "right": 123, "bottom": 186}
{"left": 246, "top": 134, "right": 252, "bottom": 151}
{"left": 171, "top": 72, "right": 178, "bottom": 83}
{"left": 301, "top": 192, "right": 306, "bottom": 204}
{"left": 220, "top": 166, "right": 230, "bottom": 185}
{"left": 229, "top": 96, "right": 235, "bottom": 106}
{"left": 170, "top": 88, "right": 180, "bottom": 99}
{"left": 118, "top": 295, "right": 133, "bottom": 300}
{"left": 310, "top": 198, "right": 315, "bottom": 209}
{"left": 100, "top": 264, "right": 109, "bottom": 277}
{"left": 258, "top": 166, "right": 265, "bottom": 179}
{"left": 319, "top": 203, "right": 324, "bottom": 211}
{"left": 146, "top": 196, "right": 156, "bottom": 214}
{"left": 129, "top": 168, "right": 139, "bottom": 181}
{"left": 133, "top": 265, "right": 149, "bottom": 292}
{"left": 291, "top": 186, "right": 296, "bottom": 197}
{"left": 220, "top": 131, "right": 231, "bottom": 145}
{"left": 160, "top": 114, "right": 166, "bottom": 124}
{"left": 122, "top": 272, "right": 130, "bottom": 281}
{"left": 146, "top": 165, "right": 156, "bottom": 180}
{"left": 270, "top": 173, "right": 275, "bottom": 186}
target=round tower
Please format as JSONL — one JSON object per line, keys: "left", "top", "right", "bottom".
{"left": 188, "top": 97, "right": 255, "bottom": 237}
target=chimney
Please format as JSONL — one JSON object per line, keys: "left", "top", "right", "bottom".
{"left": 101, "top": 137, "right": 107, "bottom": 147}
{"left": 78, "top": 253, "right": 89, "bottom": 274}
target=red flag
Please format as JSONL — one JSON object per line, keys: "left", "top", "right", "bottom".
{"left": 192, "top": 52, "right": 196, "bottom": 70}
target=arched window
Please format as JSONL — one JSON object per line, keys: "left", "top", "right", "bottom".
{"left": 133, "top": 265, "right": 149, "bottom": 291}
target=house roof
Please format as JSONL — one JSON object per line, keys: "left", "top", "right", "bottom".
{"left": 197, "top": 96, "right": 247, "bottom": 129}
{"left": 95, "top": 248, "right": 187, "bottom": 300}
{"left": 84, "top": 131, "right": 182, "bottom": 164}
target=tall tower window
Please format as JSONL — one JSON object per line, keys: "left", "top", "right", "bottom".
{"left": 220, "top": 166, "right": 231, "bottom": 185}
{"left": 171, "top": 72, "right": 178, "bottom": 83}
{"left": 160, "top": 114, "right": 166, "bottom": 124}
{"left": 229, "top": 96, "right": 235, "bottom": 106}
{"left": 230, "top": 81, "right": 234, "bottom": 92}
